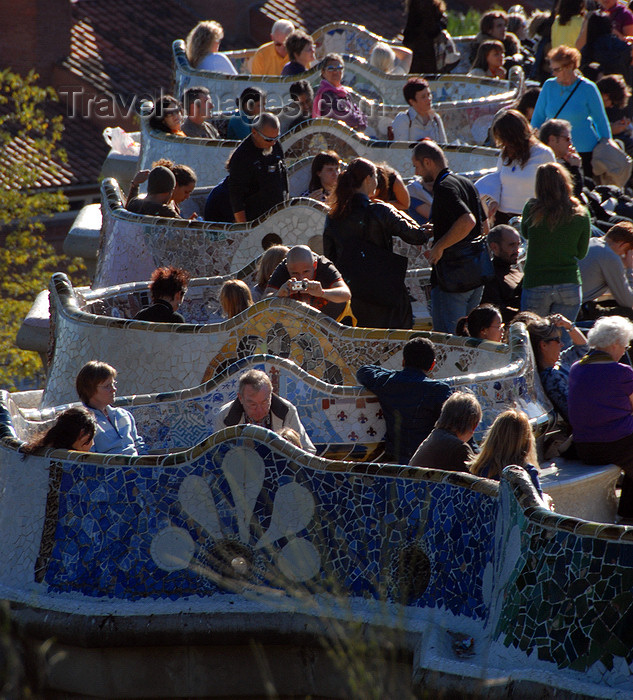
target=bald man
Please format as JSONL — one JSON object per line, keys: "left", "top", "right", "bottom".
{"left": 265, "top": 245, "right": 352, "bottom": 321}
{"left": 251, "top": 19, "right": 295, "bottom": 75}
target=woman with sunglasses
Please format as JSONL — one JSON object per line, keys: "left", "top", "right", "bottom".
{"left": 312, "top": 53, "right": 367, "bottom": 132}
{"left": 526, "top": 313, "right": 587, "bottom": 422}
{"left": 531, "top": 44, "right": 610, "bottom": 176}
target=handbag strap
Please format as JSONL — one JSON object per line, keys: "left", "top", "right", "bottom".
{"left": 553, "top": 79, "right": 581, "bottom": 119}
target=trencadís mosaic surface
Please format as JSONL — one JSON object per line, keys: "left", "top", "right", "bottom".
{"left": 95, "top": 179, "right": 329, "bottom": 287}
{"left": 0, "top": 413, "right": 631, "bottom": 695}
{"left": 11, "top": 349, "right": 542, "bottom": 463}
{"left": 138, "top": 116, "right": 500, "bottom": 190}
{"left": 43, "top": 274, "right": 550, "bottom": 423}
{"left": 173, "top": 38, "right": 519, "bottom": 109}
{"left": 82, "top": 266, "right": 431, "bottom": 329}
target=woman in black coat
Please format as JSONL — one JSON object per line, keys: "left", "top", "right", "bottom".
{"left": 323, "top": 158, "right": 428, "bottom": 329}
{"left": 403, "top": 0, "right": 448, "bottom": 73}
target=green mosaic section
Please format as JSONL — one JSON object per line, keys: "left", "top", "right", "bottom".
{"left": 496, "top": 487, "right": 633, "bottom": 673}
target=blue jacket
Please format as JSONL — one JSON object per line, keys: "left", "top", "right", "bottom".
{"left": 531, "top": 75, "right": 611, "bottom": 153}
{"left": 357, "top": 365, "right": 451, "bottom": 464}
{"left": 88, "top": 405, "right": 145, "bottom": 456}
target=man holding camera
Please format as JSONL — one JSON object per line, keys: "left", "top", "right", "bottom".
{"left": 265, "top": 245, "right": 352, "bottom": 321}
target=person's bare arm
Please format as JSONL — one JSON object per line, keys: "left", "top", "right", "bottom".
{"left": 305, "top": 277, "right": 351, "bottom": 303}
{"left": 426, "top": 212, "right": 475, "bottom": 264}
{"left": 233, "top": 211, "right": 246, "bottom": 223}
{"left": 126, "top": 169, "right": 150, "bottom": 205}
{"left": 391, "top": 174, "right": 411, "bottom": 210}
{"left": 575, "top": 14, "right": 588, "bottom": 50}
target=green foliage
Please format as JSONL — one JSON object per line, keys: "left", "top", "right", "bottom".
{"left": 0, "top": 69, "right": 86, "bottom": 391}
{"left": 446, "top": 9, "right": 482, "bottom": 37}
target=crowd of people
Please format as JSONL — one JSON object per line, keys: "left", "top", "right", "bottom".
{"left": 28, "top": 5, "right": 633, "bottom": 522}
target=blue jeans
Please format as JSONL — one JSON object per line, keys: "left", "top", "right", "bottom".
{"left": 521, "top": 283, "right": 581, "bottom": 322}
{"left": 431, "top": 285, "right": 484, "bottom": 334}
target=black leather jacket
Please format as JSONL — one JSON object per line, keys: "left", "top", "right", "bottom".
{"left": 323, "top": 193, "right": 427, "bottom": 261}
{"left": 323, "top": 193, "right": 428, "bottom": 329}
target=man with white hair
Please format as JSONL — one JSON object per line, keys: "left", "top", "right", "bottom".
{"left": 214, "top": 369, "right": 315, "bottom": 452}
{"left": 251, "top": 19, "right": 295, "bottom": 75}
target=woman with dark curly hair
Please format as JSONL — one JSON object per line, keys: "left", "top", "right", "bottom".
{"left": 484, "top": 109, "right": 555, "bottom": 223}
{"left": 22, "top": 407, "right": 96, "bottom": 454}
{"left": 133, "top": 267, "right": 190, "bottom": 323}
{"left": 148, "top": 96, "right": 186, "bottom": 136}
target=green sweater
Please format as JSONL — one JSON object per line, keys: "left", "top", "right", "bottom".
{"left": 521, "top": 200, "right": 591, "bottom": 289}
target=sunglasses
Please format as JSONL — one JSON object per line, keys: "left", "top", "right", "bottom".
{"left": 325, "top": 64, "right": 344, "bottom": 71}
{"left": 254, "top": 127, "right": 278, "bottom": 142}
{"left": 544, "top": 336, "right": 563, "bottom": 344}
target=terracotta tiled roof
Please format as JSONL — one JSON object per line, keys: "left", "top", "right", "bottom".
{"left": 259, "top": 0, "right": 406, "bottom": 40}
{"left": 0, "top": 101, "right": 108, "bottom": 190}
{"left": 62, "top": 0, "right": 201, "bottom": 99}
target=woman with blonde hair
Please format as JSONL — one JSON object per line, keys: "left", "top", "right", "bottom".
{"left": 219, "top": 279, "right": 254, "bottom": 318}
{"left": 185, "top": 20, "right": 237, "bottom": 74}
{"left": 251, "top": 245, "right": 289, "bottom": 301}
{"left": 521, "top": 162, "right": 590, "bottom": 320}
{"left": 469, "top": 409, "right": 545, "bottom": 497}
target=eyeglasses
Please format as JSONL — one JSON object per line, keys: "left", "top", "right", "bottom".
{"left": 551, "top": 64, "right": 571, "bottom": 74}
{"left": 254, "top": 127, "right": 278, "bottom": 143}
{"left": 98, "top": 381, "right": 117, "bottom": 391}
{"left": 325, "top": 64, "right": 344, "bottom": 71}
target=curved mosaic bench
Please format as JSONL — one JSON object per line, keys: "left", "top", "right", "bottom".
{"left": 9, "top": 348, "right": 544, "bottom": 463}
{"left": 85, "top": 264, "right": 430, "bottom": 327}
{"left": 61, "top": 156, "right": 316, "bottom": 278}
{"left": 221, "top": 22, "right": 415, "bottom": 75}
{"left": 0, "top": 415, "right": 631, "bottom": 696}
{"left": 43, "top": 273, "right": 551, "bottom": 435}
{"left": 94, "top": 178, "right": 329, "bottom": 288}
{"left": 173, "top": 39, "right": 519, "bottom": 108}
{"left": 139, "top": 117, "right": 499, "bottom": 189}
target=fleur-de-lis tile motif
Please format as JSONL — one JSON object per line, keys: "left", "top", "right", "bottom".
{"left": 150, "top": 446, "right": 321, "bottom": 584}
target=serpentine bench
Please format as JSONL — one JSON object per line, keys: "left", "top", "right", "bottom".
{"left": 42, "top": 274, "right": 551, "bottom": 432}
{"left": 4, "top": 354, "right": 618, "bottom": 511}
{"left": 94, "top": 178, "right": 330, "bottom": 287}
{"left": 0, "top": 412, "right": 630, "bottom": 697}
{"left": 172, "top": 40, "right": 521, "bottom": 114}
{"left": 138, "top": 116, "right": 499, "bottom": 188}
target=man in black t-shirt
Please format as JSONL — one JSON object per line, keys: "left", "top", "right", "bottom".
{"left": 412, "top": 140, "right": 488, "bottom": 333}
{"left": 265, "top": 245, "right": 351, "bottom": 321}
{"left": 228, "top": 112, "right": 288, "bottom": 222}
